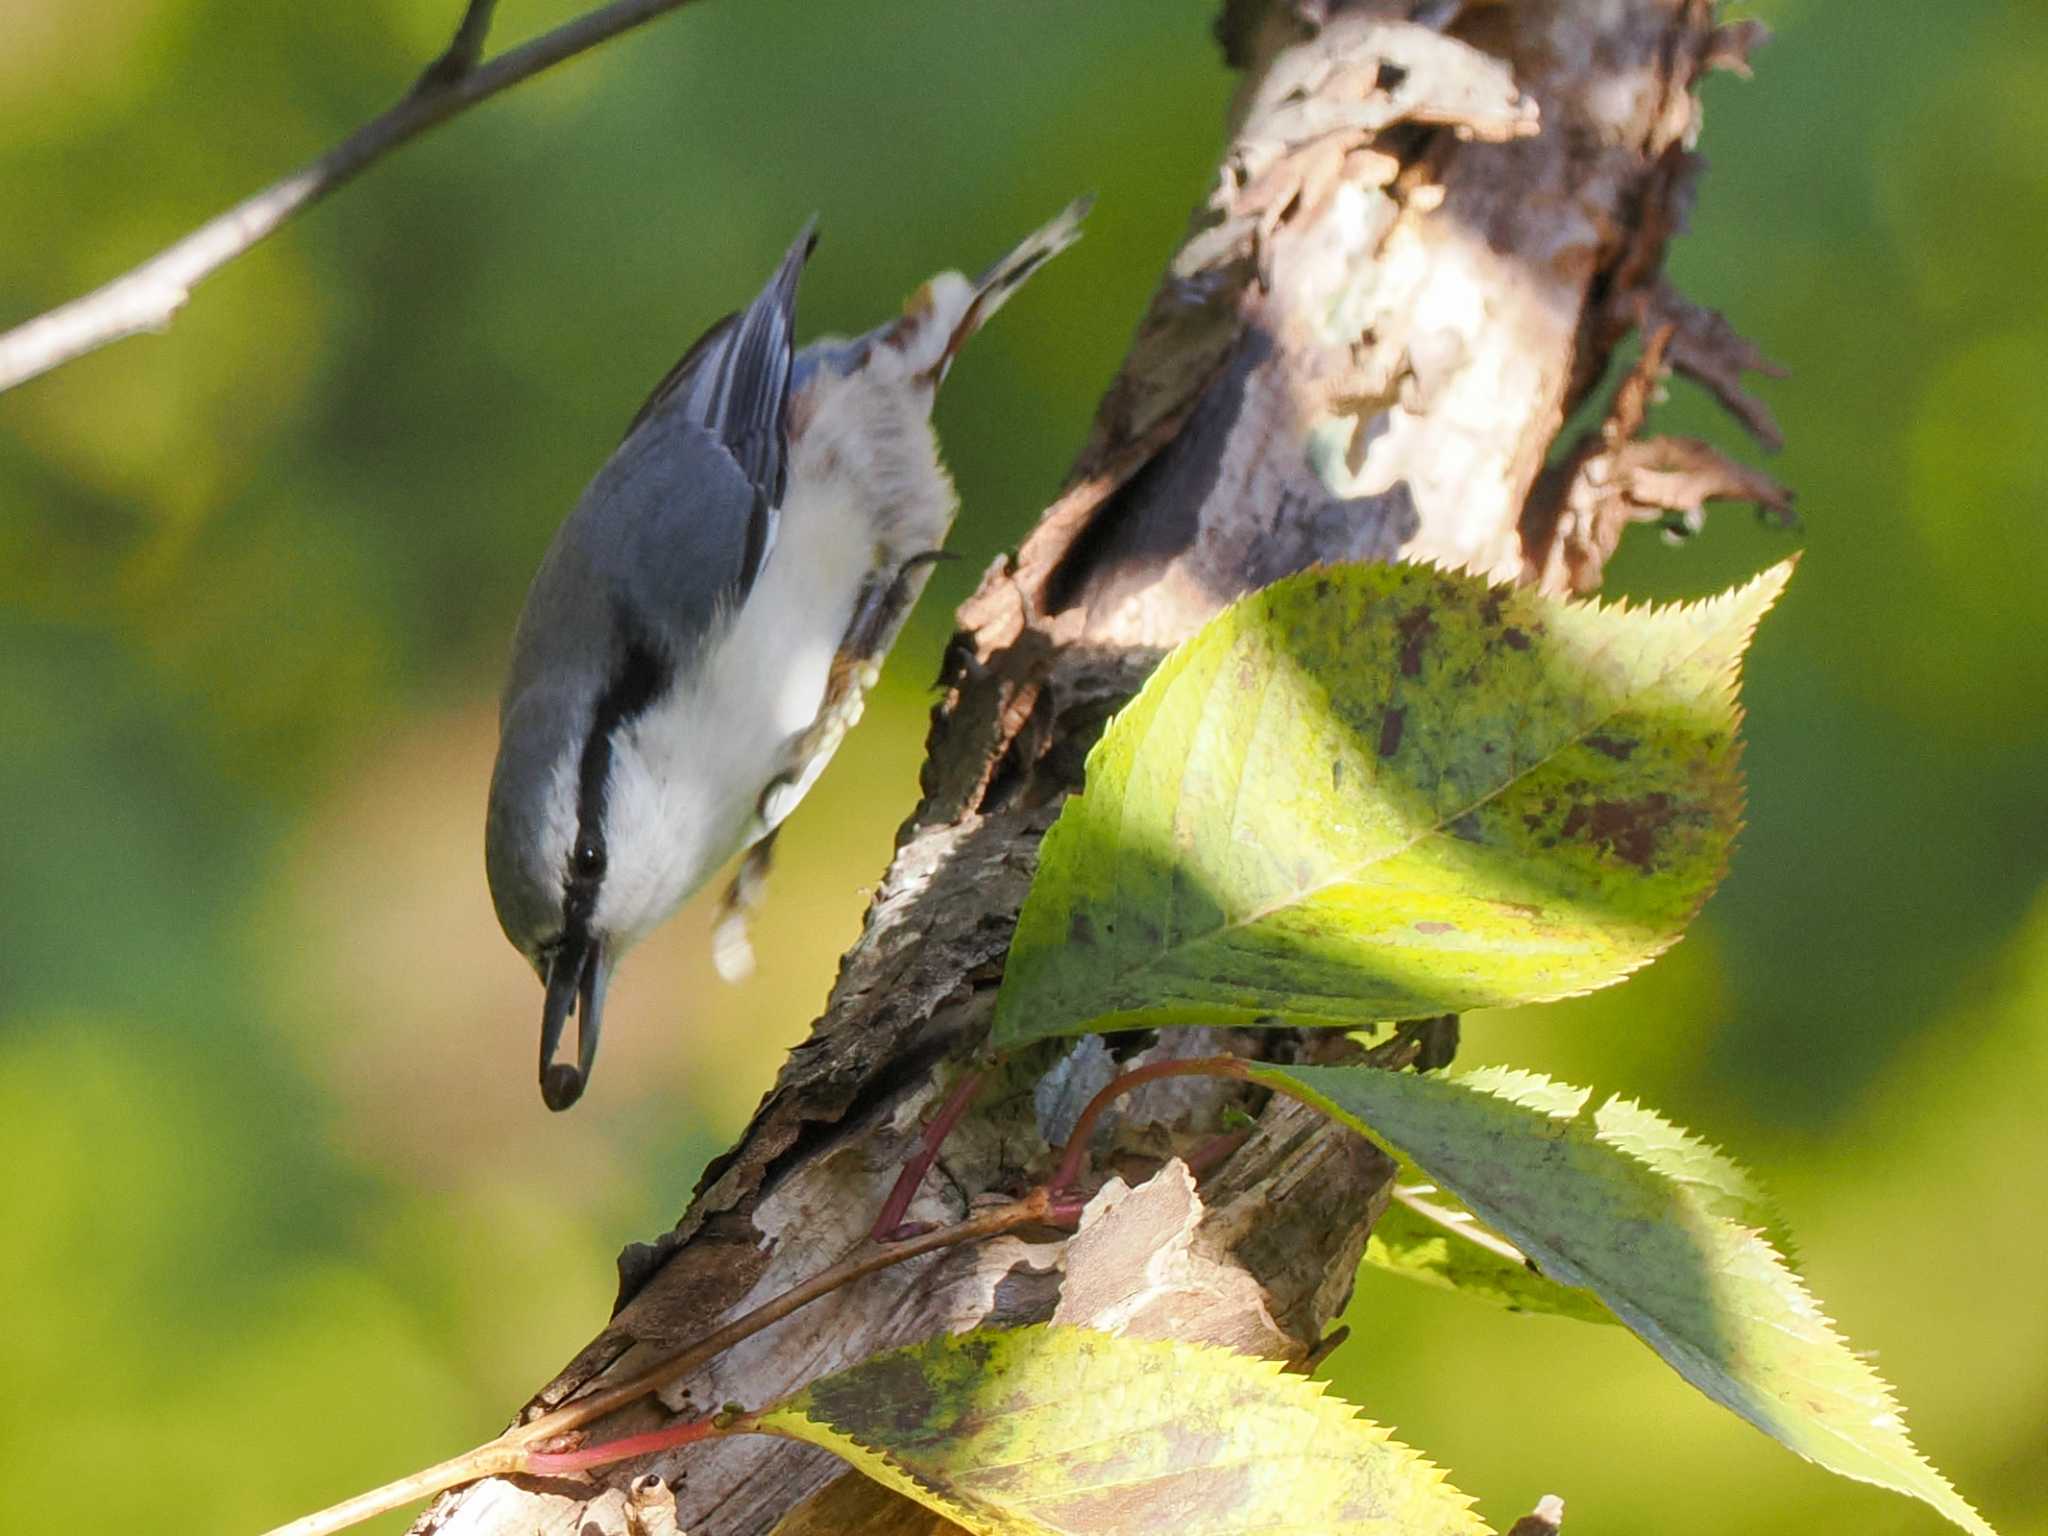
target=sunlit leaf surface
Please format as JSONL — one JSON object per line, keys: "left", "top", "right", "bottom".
{"left": 755, "top": 1325, "right": 1488, "bottom": 1535}
{"left": 996, "top": 561, "right": 1790, "bottom": 1046}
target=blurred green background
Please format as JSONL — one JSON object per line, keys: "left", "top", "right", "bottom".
{"left": 1, "top": 2, "right": 2042, "bottom": 1532}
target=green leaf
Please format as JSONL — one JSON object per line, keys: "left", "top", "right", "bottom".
{"left": 1591, "top": 1085, "right": 1801, "bottom": 1267}
{"left": 992, "top": 560, "right": 1792, "bottom": 1048}
{"left": 1364, "top": 1173, "right": 1617, "bottom": 1326}
{"left": 1258, "top": 1062, "right": 1995, "bottom": 1536}
{"left": 753, "top": 1324, "right": 1488, "bottom": 1536}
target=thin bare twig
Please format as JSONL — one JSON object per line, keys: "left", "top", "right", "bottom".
{"left": 416, "top": 0, "right": 502, "bottom": 88}
{"left": 0, "top": 0, "right": 708, "bottom": 396}
{"left": 260, "top": 1195, "right": 1050, "bottom": 1536}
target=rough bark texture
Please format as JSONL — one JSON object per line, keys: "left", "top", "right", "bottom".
{"left": 417, "top": 3, "right": 1779, "bottom": 1532}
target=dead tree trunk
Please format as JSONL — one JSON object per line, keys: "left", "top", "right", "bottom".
{"left": 418, "top": 3, "right": 1779, "bottom": 1531}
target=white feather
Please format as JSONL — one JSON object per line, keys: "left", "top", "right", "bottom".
{"left": 589, "top": 358, "right": 959, "bottom": 954}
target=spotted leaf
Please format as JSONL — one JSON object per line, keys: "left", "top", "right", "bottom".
{"left": 752, "top": 1325, "right": 1487, "bottom": 1536}
{"left": 993, "top": 560, "right": 1791, "bottom": 1046}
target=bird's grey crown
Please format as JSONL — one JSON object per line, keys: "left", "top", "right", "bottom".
{"left": 485, "top": 222, "right": 817, "bottom": 961}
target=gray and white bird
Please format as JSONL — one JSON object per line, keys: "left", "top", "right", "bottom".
{"left": 485, "top": 199, "right": 1088, "bottom": 1110}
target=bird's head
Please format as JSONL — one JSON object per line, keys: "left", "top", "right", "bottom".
{"left": 485, "top": 676, "right": 703, "bottom": 1111}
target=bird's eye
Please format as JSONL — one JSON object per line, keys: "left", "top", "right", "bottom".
{"left": 572, "top": 838, "right": 606, "bottom": 879}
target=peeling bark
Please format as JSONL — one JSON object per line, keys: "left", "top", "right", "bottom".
{"left": 1524, "top": 322, "right": 1793, "bottom": 594}
{"left": 416, "top": 4, "right": 1776, "bottom": 1532}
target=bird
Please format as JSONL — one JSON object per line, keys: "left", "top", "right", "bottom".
{"left": 484, "top": 198, "right": 1090, "bottom": 1110}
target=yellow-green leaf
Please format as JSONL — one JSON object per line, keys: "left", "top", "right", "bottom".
{"left": 1259, "top": 1062, "right": 1995, "bottom": 1536}
{"left": 753, "top": 1325, "right": 1488, "bottom": 1536}
{"left": 992, "top": 560, "right": 1792, "bottom": 1047}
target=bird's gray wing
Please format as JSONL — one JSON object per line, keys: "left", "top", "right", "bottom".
{"left": 498, "top": 418, "right": 758, "bottom": 708}
{"left": 620, "top": 220, "right": 817, "bottom": 601}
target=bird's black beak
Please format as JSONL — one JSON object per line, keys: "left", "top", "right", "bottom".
{"left": 538, "top": 931, "right": 609, "bottom": 1111}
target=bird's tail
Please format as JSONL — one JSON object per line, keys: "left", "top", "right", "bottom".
{"left": 883, "top": 196, "right": 1092, "bottom": 388}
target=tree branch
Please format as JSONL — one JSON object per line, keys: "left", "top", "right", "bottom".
{"left": 386, "top": 4, "right": 1776, "bottom": 1533}
{"left": 417, "top": 0, "right": 503, "bottom": 89}
{"left": 0, "top": 0, "right": 707, "bottom": 396}
{"left": 262, "top": 1198, "right": 1055, "bottom": 1536}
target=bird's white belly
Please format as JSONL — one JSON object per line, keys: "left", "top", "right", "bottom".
{"left": 589, "top": 479, "right": 872, "bottom": 948}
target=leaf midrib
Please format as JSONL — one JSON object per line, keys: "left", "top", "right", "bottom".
{"left": 1094, "top": 603, "right": 1725, "bottom": 1001}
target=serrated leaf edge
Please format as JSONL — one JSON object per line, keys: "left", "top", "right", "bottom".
{"left": 1595, "top": 1091, "right": 1801, "bottom": 1264}
{"left": 756, "top": 1399, "right": 997, "bottom": 1535}
{"left": 995, "top": 558, "right": 1795, "bottom": 1046}
{"left": 1454, "top": 1065, "right": 1801, "bottom": 1265}
{"left": 1260, "top": 1062, "right": 1996, "bottom": 1536}
{"left": 768, "top": 1326, "right": 1491, "bottom": 1535}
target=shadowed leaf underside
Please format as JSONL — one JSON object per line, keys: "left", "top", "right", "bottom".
{"left": 1258, "top": 1063, "right": 1995, "bottom": 1536}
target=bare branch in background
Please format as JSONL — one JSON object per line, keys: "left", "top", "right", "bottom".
{"left": 416, "top": 0, "right": 502, "bottom": 89}
{"left": 0, "top": 0, "right": 706, "bottom": 396}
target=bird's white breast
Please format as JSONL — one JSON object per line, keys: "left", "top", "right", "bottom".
{"left": 587, "top": 363, "right": 957, "bottom": 955}
{"left": 590, "top": 475, "right": 873, "bottom": 950}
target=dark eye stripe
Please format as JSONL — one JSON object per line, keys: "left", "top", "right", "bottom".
{"left": 564, "top": 617, "right": 670, "bottom": 911}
